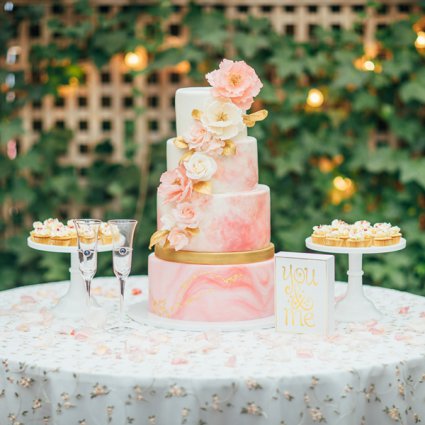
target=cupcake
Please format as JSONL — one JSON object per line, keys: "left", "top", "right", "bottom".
{"left": 30, "top": 224, "right": 50, "bottom": 244}
{"left": 331, "top": 219, "right": 347, "bottom": 230}
{"left": 66, "top": 220, "right": 78, "bottom": 246}
{"left": 354, "top": 220, "right": 371, "bottom": 229}
{"left": 311, "top": 225, "right": 330, "bottom": 245}
{"left": 389, "top": 226, "right": 402, "bottom": 244}
{"left": 373, "top": 229, "right": 392, "bottom": 246}
{"left": 373, "top": 222, "right": 392, "bottom": 231}
{"left": 325, "top": 230, "right": 344, "bottom": 247}
{"left": 43, "top": 218, "right": 62, "bottom": 230}
{"left": 99, "top": 222, "right": 112, "bottom": 245}
{"left": 346, "top": 230, "right": 371, "bottom": 248}
{"left": 50, "top": 226, "right": 72, "bottom": 246}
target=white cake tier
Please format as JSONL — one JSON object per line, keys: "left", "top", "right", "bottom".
{"left": 175, "top": 87, "right": 248, "bottom": 139}
{"left": 167, "top": 136, "right": 258, "bottom": 193}
{"left": 158, "top": 184, "right": 270, "bottom": 252}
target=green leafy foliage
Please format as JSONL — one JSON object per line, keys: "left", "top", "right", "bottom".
{"left": 1, "top": 2, "right": 425, "bottom": 294}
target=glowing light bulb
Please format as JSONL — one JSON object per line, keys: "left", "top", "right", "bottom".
{"left": 306, "top": 88, "right": 324, "bottom": 108}
{"left": 124, "top": 47, "right": 148, "bottom": 70}
{"left": 415, "top": 32, "right": 425, "bottom": 50}
{"left": 363, "top": 60, "right": 375, "bottom": 71}
{"left": 175, "top": 61, "right": 191, "bottom": 74}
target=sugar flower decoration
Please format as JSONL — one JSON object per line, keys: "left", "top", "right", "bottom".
{"left": 158, "top": 165, "right": 193, "bottom": 204}
{"left": 183, "top": 152, "right": 217, "bottom": 182}
{"left": 172, "top": 202, "right": 199, "bottom": 229}
{"left": 185, "top": 121, "right": 225, "bottom": 154}
{"left": 206, "top": 59, "right": 263, "bottom": 110}
{"left": 200, "top": 100, "right": 243, "bottom": 140}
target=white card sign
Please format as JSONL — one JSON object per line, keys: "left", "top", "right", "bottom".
{"left": 275, "top": 252, "right": 335, "bottom": 335}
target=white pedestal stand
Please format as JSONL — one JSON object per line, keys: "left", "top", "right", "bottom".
{"left": 27, "top": 238, "right": 112, "bottom": 319}
{"left": 305, "top": 237, "right": 406, "bottom": 322}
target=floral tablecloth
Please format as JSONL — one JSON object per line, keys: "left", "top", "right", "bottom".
{"left": 0, "top": 276, "right": 424, "bottom": 425}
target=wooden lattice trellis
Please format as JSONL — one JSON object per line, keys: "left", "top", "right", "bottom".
{"left": 4, "top": 0, "right": 419, "bottom": 217}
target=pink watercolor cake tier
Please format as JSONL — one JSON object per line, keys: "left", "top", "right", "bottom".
{"left": 149, "top": 247, "right": 274, "bottom": 322}
{"left": 148, "top": 59, "right": 274, "bottom": 323}
{"left": 157, "top": 184, "right": 270, "bottom": 252}
{"left": 167, "top": 136, "right": 258, "bottom": 193}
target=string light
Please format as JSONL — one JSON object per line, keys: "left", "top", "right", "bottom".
{"left": 124, "top": 47, "right": 148, "bottom": 70}
{"left": 306, "top": 88, "right": 324, "bottom": 108}
{"left": 6, "top": 46, "right": 21, "bottom": 64}
{"left": 175, "top": 61, "right": 191, "bottom": 74}
{"left": 317, "top": 155, "right": 344, "bottom": 173}
{"left": 354, "top": 56, "right": 382, "bottom": 73}
{"left": 330, "top": 176, "right": 356, "bottom": 205}
{"left": 415, "top": 31, "right": 425, "bottom": 50}
{"left": 58, "top": 77, "right": 79, "bottom": 97}
{"left": 363, "top": 60, "right": 375, "bottom": 71}
{"left": 4, "top": 1, "right": 14, "bottom": 12}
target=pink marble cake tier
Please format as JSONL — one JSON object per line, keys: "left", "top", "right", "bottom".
{"left": 167, "top": 136, "right": 258, "bottom": 193}
{"left": 157, "top": 184, "right": 270, "bottom": 252}
{"left": 148, "top": 253, "right": 274, "bottom": 322}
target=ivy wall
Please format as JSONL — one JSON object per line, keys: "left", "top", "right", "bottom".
{"left": 1, "top": 1, "right": 425, "bottom": 293}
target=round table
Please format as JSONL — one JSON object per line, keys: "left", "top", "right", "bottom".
{"left": 1, "top": 277, "right": 425, "bottom": 425}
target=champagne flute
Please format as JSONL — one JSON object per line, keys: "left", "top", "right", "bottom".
{"left": 73, "top": 219, "right": 101, "bottom": 305}
{"left": 108, "top": 219, "right": 138, "bottom": 330}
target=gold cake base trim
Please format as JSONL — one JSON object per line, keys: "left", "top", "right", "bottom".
{"left": 155, "top": 243, "right": 275, "bottom": 265}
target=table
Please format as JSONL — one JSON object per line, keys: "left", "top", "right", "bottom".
{"left": 0, "top": 277, "right": 425, "bottom": 425}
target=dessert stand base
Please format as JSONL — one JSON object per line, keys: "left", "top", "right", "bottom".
{"left": 27, "top": 238, "right": 112, "bottom": 319}
{"left": 306, "top": 237, "right": 406, "bottom": 323}
{"left": 127, "top": 300, "right": 274, "bottom": 332}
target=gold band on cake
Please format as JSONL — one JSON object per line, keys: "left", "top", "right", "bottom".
{"left": 155, "top": 243, "right": 275, "bottom": 265}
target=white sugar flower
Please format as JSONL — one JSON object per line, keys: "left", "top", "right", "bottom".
{"left": 201, "top": 100, "right": 243, "bottom": 140}
{"left": 184, "top": 152, "right": 217, "bottom": 181}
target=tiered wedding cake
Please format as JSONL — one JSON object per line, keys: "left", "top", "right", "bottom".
{"left": 149, "top": 59, "right": 274, "bottom": 322}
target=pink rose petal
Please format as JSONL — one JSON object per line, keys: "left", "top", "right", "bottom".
{"left": 225, "top": 355, "right": 236, "bottom": 367}
{"left": 171, "top": 358, "right": 188, "bottom": 365}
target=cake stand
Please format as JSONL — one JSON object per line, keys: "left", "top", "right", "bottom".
{"left": 27, "top": 238, "right": 112, "bottom": 319}
{"left": 305, "top": 237, "right": 406, "bottom": 322}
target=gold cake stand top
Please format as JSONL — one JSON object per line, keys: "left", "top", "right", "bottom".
{"left": 155, "top": 243, "right": 275, "bottom": 265}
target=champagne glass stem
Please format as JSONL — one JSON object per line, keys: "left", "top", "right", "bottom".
{"left": 119, "top": 277, "right": 126, "bottom": 324}
{"left": 85, "top": 279, "right": 91, "bottom": 304}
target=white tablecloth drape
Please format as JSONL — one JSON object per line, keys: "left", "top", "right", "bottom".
{"left": 0, "top": 276, "right": 424, "bottom": 425}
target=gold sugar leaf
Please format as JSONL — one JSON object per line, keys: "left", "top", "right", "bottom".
{"left": 193, "top": 181, "right": 212, "bottom": 195}
{"left": 179, "top": 149, "right": 195, "bottom": 165}
{"left": 243, "top": 109, "right": 268, "bottom": 127}
{"left": 222, "top": 140, "right": 236, "bottom": 156}
{"left": 149, "top": 229, "right": 169, "bottom": 250}
{"left": 192, "top": 109, "right": 202, "bottom": 120}
{"left": 173, "top": 136, "right": 188, "bottom": 150}
{"left": 186, "top": 227, "right": 200, "bottom": 236}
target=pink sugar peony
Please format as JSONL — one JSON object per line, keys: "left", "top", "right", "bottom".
{"left": 158, "top": 165, "right": 193, "bottom": 204}
{"left": 206, "top": 59, "right": 263, "bottom": 110}
{"left": 172, "top": 202, "right": 199, "bottom": 229}
{"left": 186, "top": 121, "right": 225, "bottom": 154}
{"left": 167, "top": 227, "right": 190, "bottom": 251}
